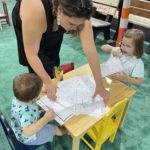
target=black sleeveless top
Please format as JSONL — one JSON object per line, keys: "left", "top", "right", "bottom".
{"left": 12, "top": 0, "right": 66, "bottom": 77}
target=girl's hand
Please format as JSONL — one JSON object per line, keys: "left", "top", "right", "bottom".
{"left": 93, "top": 85, "right": 109, "bottom": 101}
{"left": 45, "top": 81, "right": 57, "bottom": 101}
{"left": 112, "top": 72, "right": 128, "bottom": 81}
{"left": 43, "top": 109, "right": 56, "bottom": 121}
{"left": 112, "top": 47, "right": 119, "bottom": 57}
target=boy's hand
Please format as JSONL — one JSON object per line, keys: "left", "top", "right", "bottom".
{"left": 43, "top": 109, "right": 56, "bottom": 121}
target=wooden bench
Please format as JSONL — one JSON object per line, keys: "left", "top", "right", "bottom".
{"left": 130, "top": 0, "right": 150, "bottom": 53}
{"left": 130, "top": 0, "right": 150, "bottom": 19}
{"left": 92, "top": 0, "right": 120, "bottom": 40}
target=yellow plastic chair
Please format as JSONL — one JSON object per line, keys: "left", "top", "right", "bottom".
{"left": 82, "top": 98, "right": 128, "bottom": 150}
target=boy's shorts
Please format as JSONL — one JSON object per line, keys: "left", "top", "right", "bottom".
{"left": 27, "top": 124, "right": 55, "bottom": 145}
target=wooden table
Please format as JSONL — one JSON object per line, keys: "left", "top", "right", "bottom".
{"left": 63, "top": 64, "right": 136, "bottom": 150}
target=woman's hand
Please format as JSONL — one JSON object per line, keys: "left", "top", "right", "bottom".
{"left": 45, "top": 80, "right": 57, "bottom": 101}
{"left": 93, "top": 85, "right": 109, "bottom": 101}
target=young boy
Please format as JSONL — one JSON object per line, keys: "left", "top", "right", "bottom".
{"left": 11, "top": 73, "right": 66, "bottom": 146}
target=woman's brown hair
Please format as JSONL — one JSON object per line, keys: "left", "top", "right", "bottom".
{"left": 124, "top": 29, "right": 144, "bottom": 58}
{"left": 52, "top": 0, "right": 96, "bottom": 35}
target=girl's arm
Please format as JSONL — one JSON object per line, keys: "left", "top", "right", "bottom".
{"left": 101, "top": 44, "right": 120, "bottom": 57}
{"left": 79, "top": 20, "right": 109, "bottom": 100}
{"left": 101, "top": 44, "right": 114, "bottom": 52}
{"left": 113, "top": 73, "right": 143, "bottom": 86}
{"left": 125, "top": 76, "right": 143, "bottom": 86}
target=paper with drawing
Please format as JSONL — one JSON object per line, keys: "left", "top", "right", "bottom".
{"left": 100, "top": 56, "right": 123, "bottom": 77}
{"left": 37, "top": 76, "right": 107, "bottom": 125}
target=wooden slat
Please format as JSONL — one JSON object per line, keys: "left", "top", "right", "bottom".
{"left": 130, "top": 6, "right": 150, "bottom": 18}
{"left": 91, "top": 17, "right": 111, "bottom": 27}
{"left": 131, "top": 0, "right": 150, "bottom": 10}
{"left": 93, "top": 3, "right": 117, "bottom": 16}
{"left": 93, "top": 0, "right": 120, "bottom": 7}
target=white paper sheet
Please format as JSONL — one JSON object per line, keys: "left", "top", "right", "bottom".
{"left": 56, "top": 76, "right": 97, "bottom": 105}
{"left": 100, "top": 56, "right": 123, "bottom": 77}
{"left": 73, "top": 97, "right": 106, "bottom": 116}
{"left": 36, "top": 96, "right": 73, "bottom": 125}
{"left": 37, "top": 76, "right": 106, "bottom": 125}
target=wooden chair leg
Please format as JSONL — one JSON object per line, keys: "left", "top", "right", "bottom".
{"left": 119, "top": 97, "right": 132, "bottom": 128}
{"left": 6, "top": 17, "right": 11, "bottom": 26}
{"left": 95, "top": 143, "right": 102, "bottom": 150}
{"left": 109, "top": 131, "right": 117, "bottom": 143}
{"left": 0, "top": 23, "right": 2, "bottom": 30}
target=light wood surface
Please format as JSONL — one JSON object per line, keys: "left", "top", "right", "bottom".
{"left": 63, "top": 64, "right": 136, "bottom": 150}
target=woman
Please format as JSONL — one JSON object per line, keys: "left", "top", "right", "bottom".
{"left": 12, "top": 0, "right": 109, "bottom": 100}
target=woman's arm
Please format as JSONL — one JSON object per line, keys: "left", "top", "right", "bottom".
{"left": 79, "top": 20, "right": 109, "bottom": 100}
{"left": 20, "top": 0, "right": 57, "bottom": 100}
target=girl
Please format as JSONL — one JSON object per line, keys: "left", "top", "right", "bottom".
{"left": 101, "top": 29, "right": 144, "bottom": 86}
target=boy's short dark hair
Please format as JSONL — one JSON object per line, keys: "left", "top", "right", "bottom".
{"left": 13, "top": 73, "right": 43, "bottom": 102}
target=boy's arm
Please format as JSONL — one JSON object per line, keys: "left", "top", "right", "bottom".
{"left": 23, "top": 109, "right": 55, "bottom": 137}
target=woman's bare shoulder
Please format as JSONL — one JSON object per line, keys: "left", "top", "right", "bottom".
{"left": 20, "top": 0, "right": 45, "bottom": 20}
{"left": 20, "top": 0, "right": 46, "bottom": 32}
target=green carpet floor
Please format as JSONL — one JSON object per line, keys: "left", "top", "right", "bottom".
{"left": 0, "top": 1, "right": 150, "bottom": 150}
